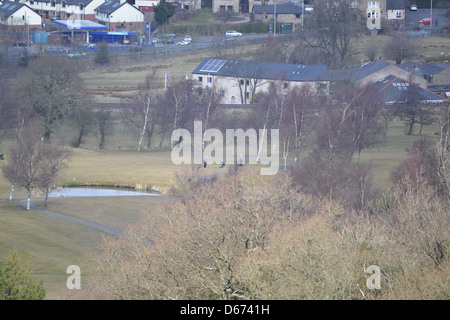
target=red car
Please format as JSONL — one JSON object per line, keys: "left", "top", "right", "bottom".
{"left": 419, "top": 18, "right": 432, "bottom": 25}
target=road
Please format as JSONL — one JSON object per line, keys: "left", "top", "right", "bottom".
{"left": 10, "top": 199, "right": 153, "bottom": 245}
{"left": 404, "top": 8, "right": 450, "bottom": 28}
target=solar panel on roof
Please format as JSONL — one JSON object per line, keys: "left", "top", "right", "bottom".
{"left": 200, "top": 59, "right": 226, "bottom": 73}
{"left": 8, "top": 4, "right": 17, "bottom": 10}
{"left": 112, "top": 3, "right": 119, "bottom": 7}
{"left": 2, "top": 4, "right": 10, "bottom": 9}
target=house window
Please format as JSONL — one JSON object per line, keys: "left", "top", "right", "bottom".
{"left": 240, "top": 79, "right": 244, "bottom": 85}
{"left": 207, "top": 77, "right": 212, "bottom": 83}
{"left": 220, "top": 90, "right": 225, "bottom": 97}
{"left": 79, "top": 4, "right": 84, "bottom": 10}
{"left": 245, "top": 92, "right": 250, "bottom": 99}
{"left": 396, "top": 11, "right": 402, "bottom": 17}
{"left": 367, "top": 2, "right": 379, "bottom": 8}
{"left": 231, "top": 96, "right": 236, "bottom": 104}
{"left": 284, "top": 82, "right": 289, "bottom": 89}
{"left": 246, "top": 79, "right": 250, "bottom": 86}
{"left": 198, "top": 76, "right": 203, "bottom": 82}
{"left": 51, "top": 1, "right": 55, "bottom": 7}
{"left": 220, "top": 5, "right": 225, "bottom": 11}
{"left": 62, "top": 1, "right": 66, "bottom": 8}
{"left": 30, "top": 0, "right": 34, "bottom": 4}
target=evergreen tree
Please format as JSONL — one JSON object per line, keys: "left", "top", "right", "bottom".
{"left": 0, "top": 249, "right": 46, "bottom": 300}
{"left": 153, "top": 0, "right": 176, "bottom": 34}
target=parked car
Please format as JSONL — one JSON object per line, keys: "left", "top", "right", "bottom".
{"left": 409, "top": 4, "right": 417, "bottom": 11}
{"left": 14, "top": 41, "right": 30, "bottom": 47}
{"left": 419, "top": 18, "right": 432, "bottom": 25}
{"left": 304, "top": 5, "right": 313, "bottom": 13}
{"left": 184, "top": 35, "right": 192, "bottom": 42}
{"left": 160, "top": 34, "right": 176, "bottom": 44}
{"left": 225, "top": 30, "right": 242, "bottom": 37}
{"left": 176, "top": 40, "right": 191, "bottom": 46}
{"left": 82, "top": 43, "right": 96, "bottom": 48}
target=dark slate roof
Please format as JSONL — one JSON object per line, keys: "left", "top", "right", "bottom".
{"left": 0, "top": 1, "right": 26, "bottom": 16}
{"left": 252, "top": 2, "right": 303, "bottom": 15}
{"left": 21, "top": 0, "right": 95, "bottom": 4}
{"left": 386, "top": 0, "right": 405, "bottom": 10}
{"left": 351, "top": 60, "right": 390, "bottom": 82}
{"left": 96, "top": 0, "right": 127, "bottom": 14}
{"left": 328, "top": 70, "right": 354, "bottom": 82}
{"left": 375, "top": 75, "right": 446, "bottom": 104}
{"left": 192, "top": 58, "right": 329, "bottom": 82}
{"left": 399, "top": 60, "right": 450, "bottom": 77}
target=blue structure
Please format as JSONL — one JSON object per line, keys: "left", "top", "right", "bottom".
{"left": 89, "top": 31, "right": 139, "bottom": 44}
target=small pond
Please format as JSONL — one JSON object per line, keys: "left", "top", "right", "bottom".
{"left": 48, "top": 187, "right": 160, "bottom": 198}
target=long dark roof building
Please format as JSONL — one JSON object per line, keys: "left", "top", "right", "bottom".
{"left": 252, "top": 2, "right": 303, "bottom": 15}
{"left": 192, "top": 58, "right": 329, "bottom": 82}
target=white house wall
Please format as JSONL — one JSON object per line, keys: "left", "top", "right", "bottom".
{"left": 5, "top": 6, "right": 42, "bottom": 26}
{"left": 108, "top": 5, "right": 143, "bottom": 23}
{"left": 195, "top": 74, "right": 328, "bottom": 105}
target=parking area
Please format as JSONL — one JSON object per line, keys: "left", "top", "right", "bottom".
{"left": 405, "top": 8, "right": 450, "bottom": 28}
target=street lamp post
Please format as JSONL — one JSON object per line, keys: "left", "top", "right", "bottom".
{"left": 430, "top": 0, "right": 433, "bottom": 28}
{"left": 302, "top": 0, "right": 304, "bottom": 28}
{"left": 274, "top": 0, "right": 277, "bottom": 36}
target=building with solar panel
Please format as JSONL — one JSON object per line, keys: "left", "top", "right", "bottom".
{"left": 17, "top": 0, "right": 105, "bottom": 21}
{"left": 0, "top": 1, "right": 42, "bottom": 29}
{"left": 192, "top": 58, "right": 330, "bottom": 105}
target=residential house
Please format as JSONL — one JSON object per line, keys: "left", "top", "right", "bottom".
{"left": 95, "top": 0, "right": 144, "bottom": 31}
{"left": 212, "top": 0, "right": 240, "bottom": 14}
{"left": 192, "top": 58, "right": 330, "bottom": 105}
{"left": 354, "top": 0, "right": 386, "bottom": 30}
{"left": 351, "top": 60, "right": 427, "bottom": 89}
{"left": 252, "top": 2, "right": 303, "bottom": 30}
{"left": 0, "top": 1, "right": 42, "bottom": 29}
{"left": 329, "top": 60, "right": 447, "bottom": 105}
{"left": 177, "top": 0, "right": 201, "bottom": 10}
{"left": 399, "top": 60, "right": 450, "bottom": 97}
{"left": 135, "top": 0, "right": 159, "bottom": 13}
{"left": 385, "top": 0, "right": 404, "bottom": 21}
{"left": 19, "top": 0, "right": 105, "bottom": 21}
{"left": 375, "top": 75, "right": 447, "bottom": 105}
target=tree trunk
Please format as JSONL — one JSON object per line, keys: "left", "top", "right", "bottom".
{"left": 138, "top": 105, "right": 150, "bottom": 152}
{"left": 9, "top": 183, "right": 14, "bottom": 203}
{"left": 27, "top": 189, "right": 31, "bottom": 211}
{"left": 44, "top": 189, "right": 49, "bottom": 207}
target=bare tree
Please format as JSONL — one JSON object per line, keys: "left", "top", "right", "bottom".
{"left": 299, "top": 0, "right": 363, "bottom": 68}
{"left": 2, "top": 126, "right": 69, "bottom": 210}
{"left": 37, "top": 144, "right": 71, "bottom": 207}
{"left": 95, "top": 110, "right": 114, "bottom": 150}
{"left": 436, "top": 101, "right": 450, "bottom": 199}
{"left": 124, "top": 71, "right": 159, "bottom": 152}
{"left": 17, "top": 59, "right": 86, "bottom": 140}
{"left": 393, "top": 79, "right": 437, "bottom": 136}
{"left": 382, "top": 33, "right": 417, "bottom": 65}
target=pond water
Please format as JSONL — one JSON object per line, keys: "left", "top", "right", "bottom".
{"left": 48, "top": 187, "right": 160, "bottom": 198}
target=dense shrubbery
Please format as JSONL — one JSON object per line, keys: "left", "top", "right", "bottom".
{"left": 73, "top": 165, "right": 449, "bottom": 300}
